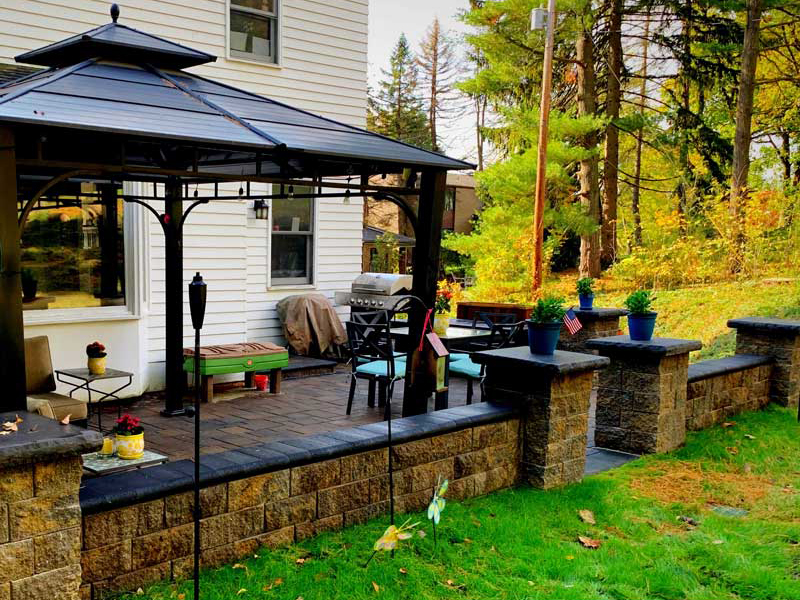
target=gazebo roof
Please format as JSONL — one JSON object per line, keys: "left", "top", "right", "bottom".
{"left": 0, "top": 7, "right": 472, "bottom": 177}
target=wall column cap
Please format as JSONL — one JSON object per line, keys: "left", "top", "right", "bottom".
{"left": 0, "top": 412, "right": 102, "bottom": 469}
{"left": 473, "top": 347, "right": 609, "bottom": 375}
{"left": 586, "top": 335, "right": 701, "bottom": 357}
{"left": 570, "top": 307, "right": 628, "bottom": 322}
{"left": 728, "top": 317, "right": 800, "bottom": 335}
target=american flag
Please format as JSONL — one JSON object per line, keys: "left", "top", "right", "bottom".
{"left": 563, "top": 308, "right": 583, "bottom": 335}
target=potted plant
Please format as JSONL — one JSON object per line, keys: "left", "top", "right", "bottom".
{"left": 624, "top": 290, "right": 657, "bottom": 341}
{"left": 112, "top": 414, "right": 144, "bottom": 460}
{"left": 576, "top": 277, "right": 595, "bottom": 310}
{"left": 433, "top": 289, "right": 452, "bottom": 336}
{"left": 526, "top": 297, "right": 566, "bottom": 355}
{"left": 21, "top": 268, "right": 37, "bottom": 302}
{"left": 86, "top": 341, "right": 107, "bottom": 375}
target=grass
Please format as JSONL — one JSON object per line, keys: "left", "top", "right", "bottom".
{"left": 544, "top": 274, "right": 800, "bottom": 361}
{"left": 124, "top": 406, "right": 800, "bottom": 600}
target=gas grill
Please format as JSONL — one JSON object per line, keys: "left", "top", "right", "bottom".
{"left": 335, "top": 273, "right": 413, "bottom": 314}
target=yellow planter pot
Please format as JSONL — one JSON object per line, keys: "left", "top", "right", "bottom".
{"left": 433, "top": 314, "right": 449, "bottom": 336}
{"left": 115, "top": 433, "right": 144, "bottom": 460}
{"left": 87, "top": 356, "right": 106, "bottom": 375}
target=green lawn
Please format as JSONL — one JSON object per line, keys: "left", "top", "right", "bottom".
{"left": 126, "top": 406, "right": 800, "bottom": 600}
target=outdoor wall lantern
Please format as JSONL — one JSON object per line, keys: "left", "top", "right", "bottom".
{"left": 253, "top": 199, "right": 269, "bottom": 220}
{"left": 531, "top": 7, "right": 548, "bottom": 30}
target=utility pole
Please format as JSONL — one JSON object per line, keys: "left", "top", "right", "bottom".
{"left": 531, "top": 0, "right": 556, "bottom": 295}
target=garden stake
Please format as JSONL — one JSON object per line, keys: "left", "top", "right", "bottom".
{"left": 189, "top": 272, "right": 207, "bottom": 600}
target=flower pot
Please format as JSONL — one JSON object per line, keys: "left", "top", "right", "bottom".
{"left": 527, "top": 320, "right": 562, "bottom": 355}
{"left": 22, "top": 280, "right": 37, "bottom": 302}
{"left": 115, "top": 432, "right": 144, "bottom": 460}
{"left": 578, "top": 293, "right": 594, "bottom": 310}
{"left": 433, "top": 314, "right": 449, "bottom": 336}
{"left": 628, "top": 312, "right": 657, "bottom": 341}
{"left": 87, "top": 356, "right": 106, "bottom": 375}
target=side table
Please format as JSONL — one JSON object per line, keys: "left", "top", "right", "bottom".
{"left": 55, "top": 368, "right": 133, "bottom": 432}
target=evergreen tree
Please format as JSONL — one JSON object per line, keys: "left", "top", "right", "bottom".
{"left": 368, "top": 34, "right": 431, "bottom": 149}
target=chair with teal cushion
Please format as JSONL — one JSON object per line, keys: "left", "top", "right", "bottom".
{"left": 346, "top": 317, "right": 405, "bottom": 419}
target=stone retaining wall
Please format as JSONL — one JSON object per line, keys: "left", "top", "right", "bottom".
{"left": 686, "top": 356, "right": 773, "bottom": 431}
{"left": 79, "top": 409, "right": 520, "bottom": 598}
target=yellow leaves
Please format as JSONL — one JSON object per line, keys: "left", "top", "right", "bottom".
{"left": 372, "top": 581, "right": 380, "bottom": 593}
{"left": 295, "top": 558, "right": 307, "bottom": 565}
{"left": 399, "top": 568, "right": 408, "bottom": 575}
{"left": 577, "top": 536, "right": 602, "bottom": 549}
{"left": 232, "top": 563, "right": 248, "bottom": 572}
{"left": 261, "top": 578, "right": 283, "bottom": 592}
{"left": 578, "top": 509, "right": 596, "bottom": 525}
{"left": 236, "top": 589, "right": 247, "bottom": 595}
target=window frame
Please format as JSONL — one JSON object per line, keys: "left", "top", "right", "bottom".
{"left": 227, "top": 0, "right": 281, "bottom": 67}
{"left": 267, "top": 185, "right": 318, "bottom": 289}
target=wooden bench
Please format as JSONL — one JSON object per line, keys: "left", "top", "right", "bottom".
{"left": 183, "top": 342, "right": 289, "bottom": 402}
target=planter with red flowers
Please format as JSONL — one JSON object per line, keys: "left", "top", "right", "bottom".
{"left": 433, "top": 289, "right": 452, "bottom": 336}
{"left": 86, "top": 341, "right": 107, "bottom": 375}
{"left": 112, "top": 414, "right": 145, "bottom": 460}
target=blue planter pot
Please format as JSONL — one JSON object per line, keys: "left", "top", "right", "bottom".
{"left": 578, "top": 293, "right": 594, "bottom": 310}
{"left": 628, "top": 312, "right": 657, "bottom": 341}
{"left": 527, "top": 321, "right": 562, "bottom": 355}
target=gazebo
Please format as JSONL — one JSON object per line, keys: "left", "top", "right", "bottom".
{"left": 0, "top": 5, "right": 473, "bottom": 418}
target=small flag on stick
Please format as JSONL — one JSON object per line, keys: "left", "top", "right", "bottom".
{"left": 564, "top": 308, "right": 583, "bottom": 335}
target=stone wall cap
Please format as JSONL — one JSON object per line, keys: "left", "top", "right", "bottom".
{"left": 687, "top": 354, "right": 773, "bottom": 383}
{"left": 472, "top": 346, "right": 610, "bottom": 374}
{"left": 571, "top": 308, "right": 628, "bottom": 320}
{"left": 80, "top": 402, "right": 518, "bottom": 515}
{"left": 585, "top": 335, "right": 702, "bottom": 356}
{"left": 0, "top": 411, "right": 103, "bottom": 468}
{"left": 727, "top": 317, "right": 800, "bottom": 334}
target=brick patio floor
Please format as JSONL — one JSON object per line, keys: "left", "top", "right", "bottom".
{"left": 112, "top": 366, "right": 473, "bottom": 462}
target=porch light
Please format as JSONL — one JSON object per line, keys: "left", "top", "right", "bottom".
{"left": 253, "top": 199, "right": 269, "bottom": 220}
{"left": 531, "top": 7, "right": 547, "bottom": 30}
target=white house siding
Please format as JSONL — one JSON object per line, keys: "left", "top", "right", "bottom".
{"left": 3, "top": 0, "right": 368, "bottom": 393}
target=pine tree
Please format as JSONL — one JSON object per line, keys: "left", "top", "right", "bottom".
{"left": 418, "top": 17, "right": 461, "bottom": 152}
{"left": 368, "top": 34, "right": 431, "bottom": 149}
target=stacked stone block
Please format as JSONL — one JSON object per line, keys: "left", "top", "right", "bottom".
{"left": 729, "top": 317, "right": 800, "bottom": 409}
{"left": 686, "top": 357, "right": 772, "bottom": 430}
{"left": 557, "top": 308, "right": 626, "bottom": 354}
{"left": 587, "top": 336, "right": 701, "bottom": 454}
{"left": 79, "top": 420, "right": 520, "bottom": 598}
{"left": 0, "top": 413, "right": 101, "bottom": 600}
{"left": 474, "top": 347, "right": 609, "bottom": 489}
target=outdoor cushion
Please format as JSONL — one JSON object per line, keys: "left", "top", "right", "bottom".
{"left": 449, "top": 358, "right": 482, "bottom": 379}
{"left": 356, "top": 359, "right": 407, "bottom": 378}
{"left": 24, "top": 336, "right": 56, "bottom": 394}
{"left": 27, "top": 393, "right": 88, "bottom": 421}
{"left": 450, "top": 352, "right": 472, "bottom": 362}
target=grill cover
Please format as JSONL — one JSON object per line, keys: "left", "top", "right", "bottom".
{"left": 276, "top": 294, "right": 346, "bottom": 357}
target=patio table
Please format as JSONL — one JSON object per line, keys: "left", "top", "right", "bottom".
{"left": 55, "top": 368, "right": 133, "bottom": 432}
{"left": 390, "top": 326, "right": 496, "bottom": 409}
{"left": 82, "top": 449, "right": 168, "bottom": 477}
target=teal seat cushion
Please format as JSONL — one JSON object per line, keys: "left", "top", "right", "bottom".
{"left": 356, "top": 359, "right": 407, "bottom": 378}
{"left": 449, "top": 352, "right": 471, "bottom": 362}
{"left": 449, "top": 358, "right": 482, "bottom": 379}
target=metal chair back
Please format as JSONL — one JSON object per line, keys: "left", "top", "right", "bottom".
{"left": 346, "top": 320, "right": 398, "bottom": 379}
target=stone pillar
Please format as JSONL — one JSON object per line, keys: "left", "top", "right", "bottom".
{"left": 558, "top": 308, "right": 627, "bottom": 353}
{"left": 586, "top": 336, "right": 701, "bottom": 454}
{"left": 473, "top": 347, "right": 609, "bottom": 489}
{"left": 0, "top": 412, "right": 102, "bottom": 600}
{"left": 728, "top": 317, "right": 800, "bottom": 408}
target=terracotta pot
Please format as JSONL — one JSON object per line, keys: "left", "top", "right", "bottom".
{"left": 115, "top": 432, "right": 144, "bottom": 460}
{"left": 87, "top": 356, "right": 106, "bottom": 375}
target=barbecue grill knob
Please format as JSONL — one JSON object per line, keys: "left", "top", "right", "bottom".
{"left": 370, "top": 300, "right": 376, "bottom": 306}
{"left": 378, "top": 301, "right": 384, "bottom": 306}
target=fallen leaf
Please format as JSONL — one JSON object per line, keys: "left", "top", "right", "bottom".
{"left": 253, "top": 554, "right": 259, "bottom": 559}
{"left": 744, "top": 434, "right": 755, "bottom": 440}
{"left": 296, "top": 597, "right": 304, "bottom": 600}
{"left": 135, "top": 590, "right": 144, "bottom": 596}
{"left": 372, "top": 581, "right": 380, "bottom": 593}
{"left": 237, "top": 589, "right": 247, "bottom": 596}
{"left": 274, "top": 578, "right": 283, "bottom": 586}
{"left": 233, "top": 563, "right": 247, "bottom": 571}
{"left": 14, "top": 415, "right": 23, "bottom": 424}
{"left": 565, "top": 555, "right": 575, "bottom": 560}
{"left": 296, "top": 557, "right": 306, "bottom": 565}
{"left": 445, "top": 580, "right": 466, "bottom": 590}
{"left": 578, "top": 536, "right": 601, "bottom": 549}
{"left": 712, "top": 539, "right": 725, "bottom": 545}
{"left": 722, "top": 422, "right": 736, "bottom": 428}
{"left": 464, "top": 537, "right": 473, "bottom": 544}
{"left": 578, "top": 509, "right": 596, "bottom": 525}
{"left": 178, "top": 594, "right": 185, "bottom": 600}
{"left": 726, "top": 446, "right": 739, "bottom": 455}
{"left": 743, "top": 463, "right": 753, "bottom": 474}
{"left": 60, "top": 414, "right": 71, "bottom": 425}
{"left": 528, "top": 581, "right": 534, "bottom": 585}
{"left": 2, "top": 421, "right": 17, "bottom": 432}
{"left": 0, "top": 431, "right": 11, "bottom": 436}
{"left": 677, "top": 515, "right": 699, "bottom": 527}
{"left": 399, "top": 568, "right": 408, "bottom": 575}
{"left": 417, "top": 530, "right": 426, "bottom": 538}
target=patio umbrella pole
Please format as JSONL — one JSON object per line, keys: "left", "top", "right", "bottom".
{"left": 189, "top": 272, "right": 207, "bottom": 600}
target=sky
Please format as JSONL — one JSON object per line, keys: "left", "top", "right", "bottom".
{"left": 367, "top": 0, "right": 476, "bottom": 162}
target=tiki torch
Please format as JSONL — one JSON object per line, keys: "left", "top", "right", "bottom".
{"left": 189, "top": 272, "right": 206, "bottom": 599}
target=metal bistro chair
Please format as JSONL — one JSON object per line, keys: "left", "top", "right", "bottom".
{"left": 449, "top": 320, "right": 524, "bottom": 404}
{"left": 449, "top": 312, "right": 519, "bottom": 362}
{"left": 345, "top": 318, "right": 406, "bottom": 419}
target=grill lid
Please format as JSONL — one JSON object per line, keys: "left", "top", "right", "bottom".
{"left": 351, "top": 273, "right": 412, "bottom": 296}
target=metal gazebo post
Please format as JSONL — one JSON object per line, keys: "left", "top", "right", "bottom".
{"left": 189, "top": 272, "right": 207, "bottom": 599}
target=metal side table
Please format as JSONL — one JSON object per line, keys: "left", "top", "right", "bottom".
{"left": 55, "top": 368, "right": 133, "bottom": 432}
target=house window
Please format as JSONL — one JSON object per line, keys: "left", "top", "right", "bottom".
{"left": 443, "top": 187, "right": 456, "bottom": 231}
{"left": 271, "top": 186, "right": 314, "bottom": 285}
{"left": 19, "top": 183, "right": 126, "bottom": 311}
{"left": 229, "top": 0, "right": 278, "bottom": 63}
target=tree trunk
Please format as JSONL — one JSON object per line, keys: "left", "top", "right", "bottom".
{"left": 475, "top": 94, "right": 486, "bottom": 171}
{"left": 676, "top": 4, "right": 693, "bottom": 236}
{"left": 729, "top": 0, "right": 764, "bottom": 273}
{"left": 601, "top": 0, "right": 622, "bottom": 268}
{"left": 631, "top": 9, "right": 650, "bottom": 248}
{"left": 428, "top": 22, "right": 440, "bottom": 151}
{"left": 781, "top": 131, "right": 791, "bottom": 190}
{"left": 577, "top": 31, "right": 601, "bottom": 278}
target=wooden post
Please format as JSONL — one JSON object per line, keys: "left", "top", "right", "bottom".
{"left": 403, "top": 169, "right": 447, "bottom": 417}
{"left": 161, "top": 176, "right": 188, "bottom": 416}
{"left": 99, "top": 183, "right": 120, "bottom": 301}
{"left": 0, "top": 127, "right": 26, "bottom": 412}
{"left": 531, "top": 0, "right": 557, "bottom": 295}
